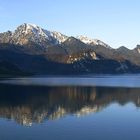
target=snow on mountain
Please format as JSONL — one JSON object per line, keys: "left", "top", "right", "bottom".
{"left": 0, "top": 23, "right": 110, "bottom": 49}
{"left": 77, "top": 36, "right": 98, "bottom": 45}
{"left": 11, "top": 23, "right": 68, "bottom": 46}
{"left": 50, "top": 31, "right": 68, "bottom": 44}
{"left": 22, "top": 23, "right": 49, "bottom": 38}
{"left": 77, "top": 35, "right": 111, "bottom": 49}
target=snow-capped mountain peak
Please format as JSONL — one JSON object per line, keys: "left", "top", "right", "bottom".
{"left": 77, "top": 35, "right": 111, "bottom": 49}
{"left": 0, "top": 23, "right": 110, "bottom": 49}
{"left": 10, "top": 23, "right": 68, "bottom": 46}
{"left": 77, "top": 35, "right": 98, "bottom": 45}
{"left": 15, "top": 23, "right": 51, "bottom": 39}
{"left": 50, "top": 31, "right": 68, "bottom": 44}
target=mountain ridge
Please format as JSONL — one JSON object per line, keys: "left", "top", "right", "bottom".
{"left": 0, "top": 23, "right": 140, "bottom": 75}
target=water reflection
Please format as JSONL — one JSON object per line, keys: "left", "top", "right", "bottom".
{"left": 0, "top": 84, "right": 140, "bottom": 126}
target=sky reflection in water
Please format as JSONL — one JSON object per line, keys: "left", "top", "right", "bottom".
{"left": 0, "top": 76, "right": 140, "bottom": 140}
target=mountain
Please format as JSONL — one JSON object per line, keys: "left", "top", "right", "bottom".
{"left": 0, "top": 23, "right": 68, "bottom": 45}
{"left": 116, "top": 46, "right": 140, "bottom": 66}
{"left": 0, "top": 23, "right": 140, "bottom": 75}
{"left": 77, "top": 35, "right": 111, "bottom": 48}
{"left": 0, "top": 61, "right": 26, "bottom": 77}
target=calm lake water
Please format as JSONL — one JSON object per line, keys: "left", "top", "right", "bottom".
{"left": 1, "top": 75, "right": 140, "bottom": 140}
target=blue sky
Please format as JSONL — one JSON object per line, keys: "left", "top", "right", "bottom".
{"left": 0, "top": 0, "right": 140, "bottom": 48}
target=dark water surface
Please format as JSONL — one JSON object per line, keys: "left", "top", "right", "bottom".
{"left": 0, "top": 76, "right": 140, "bottom": 140}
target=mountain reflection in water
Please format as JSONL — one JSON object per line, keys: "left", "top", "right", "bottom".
{"left": 0, "top": 84, "right": 140, "bottom": 126}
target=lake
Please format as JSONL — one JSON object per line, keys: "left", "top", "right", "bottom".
{"left": 0, "top": 75, "right": 140, "bottom": 140}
